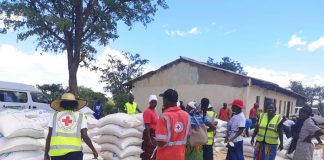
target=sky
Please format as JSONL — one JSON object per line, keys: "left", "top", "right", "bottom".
{"left": 1, "top": 0, "right": 324, "bottom": 95}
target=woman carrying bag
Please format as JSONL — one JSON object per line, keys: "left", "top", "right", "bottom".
{"left": 185, "top": 98, "right": 215, "bottom": 160}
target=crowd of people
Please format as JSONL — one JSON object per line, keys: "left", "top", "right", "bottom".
{"left": 42, "top": 89, "right": 324, "bottom": 160}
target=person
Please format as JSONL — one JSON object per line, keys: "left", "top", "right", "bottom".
{"left": 124, "top": 94, "right": 141, "bottom": 116}
{"left": 180, "top": 100, "right": 186, "bottom": 111}
{"left": 219, "top": 103, "right": 230, "bottom": 121}
{"left": 283, "top": 117, "right": 295, "bottom": 138}
{"left": 93, "top": 100, "right": 103, "bottom": 120}
{"left": 293, "top": 106, "right": 324, "bottom": 160}
{"left": 251, "top": 103, "right": 283, "bottom": 160}
{"left": 140, "top": 95, "right": 159, "bottom": 160}
{"left": 249, "top": 103, "right": 259, "bottom": 128}
{"left": 225, "top": 99, "right": 246, "bottom": 160}
{"left": 155, "top": 89, "right": 190, "bottom": 160}
{"left": 203, "top": 102, "right": 217, "bottom": 160}
{"left": 44, "top": 93, "right": 98, "bottom": 160}
{"left": 185, "top": 100, "right": 215, "bottom": 160}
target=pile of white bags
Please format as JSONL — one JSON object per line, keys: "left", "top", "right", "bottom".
{"left": 0, "top": 113, "right": 45, "bottom": 160}
{"left": 95, "top": 113, "right": 144, "bottom": 160}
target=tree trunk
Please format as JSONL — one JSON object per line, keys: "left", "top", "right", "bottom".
{"left": 68, "top": 64, "right": 79, "bottom": 96}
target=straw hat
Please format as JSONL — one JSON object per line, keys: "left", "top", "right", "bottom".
{"left": 51, "top": 93, "right": 87, "bottom": 111}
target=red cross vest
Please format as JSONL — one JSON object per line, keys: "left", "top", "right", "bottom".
{"left": 155, "top": 107, "right": 191, "bottom": 160}
{"left": 49, "top": 110, "right": 84, "bottom": 156}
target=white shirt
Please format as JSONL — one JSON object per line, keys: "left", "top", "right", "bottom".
{"left": 48, "top": 112, "right": 87, "bottom": 129}
{"left": 227, "top": 112, "right": 246, "bottom": 142}
{"left": 283, "top": 119, "right": 295, "bottom": 127}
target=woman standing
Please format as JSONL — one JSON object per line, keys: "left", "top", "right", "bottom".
{"left": 293, "top": 106, "right": 324, "bottom": 160}
{"left": 185, "top": 98, "right": 215, "bottom": 160}
{"left": 225, "top": 99, "right": 246, "bottom": 160}
{"left": 251, "top": 103, "right": 284, "bottom": 160}
{"left": 140, "top": 95, "right": 159, "bottom": 160}
{"left": 44, "top": 93, "right": 98, "bottom": 160}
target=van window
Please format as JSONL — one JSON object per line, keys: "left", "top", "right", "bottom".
{"left": 31, "top": 92, "right": 50, "bottom": 104}
{"left": 0, "top": 90, "right": 28, "bottom": 103}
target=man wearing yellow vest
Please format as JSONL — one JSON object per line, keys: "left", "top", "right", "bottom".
{"left": 44, "top": 93, "right": 98, "bottom": 160}
{"left": 124, "top": 94, "right": 141, "bottom": 116}
{"left": 202, "top": 102, "right": 217, "bottom": 160}
{"left": 251, "top": 102, "right": 283, "bottom": 160}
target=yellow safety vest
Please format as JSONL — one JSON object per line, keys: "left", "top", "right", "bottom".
{"left": 124, "top": 102, "right": 137, "bottom": 116}
{"left": 256, "top": 113, "right": 282, "bottom": 144}
{"left": 206, "top": 110, "right": 217, "bottom": 145}
{"left": 49, "top": 111, "right": 85, "bottom": 156}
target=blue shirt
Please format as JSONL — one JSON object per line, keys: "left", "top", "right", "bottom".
{"left": 190, "top": 111, "right": 210, "bottom": 129}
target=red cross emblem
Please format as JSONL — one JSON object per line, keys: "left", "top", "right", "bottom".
{"left": 62, "top": 116, "right": 73, "bottom": 126}
{"left": 174, "top": 121, "right": 184, "bottom": 133}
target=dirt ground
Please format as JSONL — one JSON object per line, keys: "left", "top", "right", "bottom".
{"left": 214, "top": 149, "right": 253, "bottom": 160}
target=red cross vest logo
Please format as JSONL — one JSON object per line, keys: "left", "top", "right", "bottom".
{"left": 174, "top": 121, "right": 184, "bottom": 133}
{"left": 57, "top": 112, "right": 77, "bottom": 131}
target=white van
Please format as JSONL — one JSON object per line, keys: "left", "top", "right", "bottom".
{"left": 0, "top": 81, "right": 52, "bottom": 110}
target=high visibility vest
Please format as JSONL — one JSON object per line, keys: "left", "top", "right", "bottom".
{"left": 155, "top": 109, "right": 191, "bottom": 147}
{"left": 256, "top": 113, "right": 282, "bottom": 144}
{"left": 124, "top": 102, "right": 137, "bottom": 116}
{"left": 206, "top": 111, "right": 217, "bottom": 145}
{"left": 49, "top": 111, "right": 85, "bottom": 156}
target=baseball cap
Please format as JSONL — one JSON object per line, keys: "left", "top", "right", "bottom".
{"left": 159, "top": 89, "right": 178, "bottom": 103}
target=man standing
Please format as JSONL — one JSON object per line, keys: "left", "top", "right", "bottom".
{"left": 249, "top": 103, "right": 259, "bottom": 128}
{"left": 155, "top": 89, "right": 190, "bottom": 160}
{"left": 219, "top": 103, "right": 230, "bottom": 121}
{"left": 203, "top": 102, "right": 217, "bottom": 160}
{"left": 124, "top": 94, "right": 141, "bottom": 116}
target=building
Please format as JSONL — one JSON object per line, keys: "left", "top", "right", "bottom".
{"left": 125, "top": 57, "right": 305, "bottom": 117}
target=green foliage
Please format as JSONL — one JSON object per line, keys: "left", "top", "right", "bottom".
{"left": 100, "top": 52, "right": 148, "bottom": 111}
{"left": 207, "top": 57, "right": 247, "bottom": 75}
{"left": 0, "top": 0, "right": 167, "bottom": 95}
{"left": 78, "top": 86, "right": 107, "bottom": 108}
{"left": 36, "top": 83, "right": 66, "bottom": 101}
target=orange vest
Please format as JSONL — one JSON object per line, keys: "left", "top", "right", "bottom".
{"left": 155, "top": 106, "right": 190, "bottom": 160}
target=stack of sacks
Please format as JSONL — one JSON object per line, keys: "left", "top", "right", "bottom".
{"left": 95, "top": 113, "right": 144, "bottom": 160}
{"left": 0, "top": 114, "right": 44, "bottom": 160}
{"left": 242, "top": 137, "right": 254, "bottom": 158}
{"left": 80, "top": 107, "right": 95, "bottom": 119}
{"left": 213, "top": 119, "right": 228, "bottom": 152}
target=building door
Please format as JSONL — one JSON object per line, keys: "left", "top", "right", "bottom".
{"left": 286, "top": 102, "right": 291, "bottom": 117}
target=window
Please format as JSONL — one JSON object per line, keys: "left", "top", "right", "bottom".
{"left": 279, "top": 100, "right": 282, "bottom": 114}
{"left": 31, "top": 92, "right": 50, "bottom": 104}
{"left": 0, "top": 90, "right": 27, "bottom": 103}
{"left": 291, "top": 102, "right": 294, "bottom": 114}
{"left": 256, "top": 96, "right": 260, "bottom": 104}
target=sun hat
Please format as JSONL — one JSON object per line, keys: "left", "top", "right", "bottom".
{"left": 148, "top": 95, "right": 158, "bottom": 103}
{"left": 187, "top": 101, "right": 196, "bottom": 109}
{"left": 229, "top": 99, "right": 245, "bottom": 109}
{"left": 51, "top": 93, "right": 87, "bottom": 111}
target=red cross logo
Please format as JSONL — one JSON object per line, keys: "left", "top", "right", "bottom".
{"left": 174, "top": 122, "right": 183, "bottom": 133}
{"left": 62, "top": 116, "right": 73, "bottom": 126}
{"left": 176, "top": 125, "right": 181, "bottom": 130}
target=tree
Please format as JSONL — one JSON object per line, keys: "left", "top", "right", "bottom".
{"left": 207, "top": 57, "right": 247, "bottom": 75}
{"left": 0, "top": 0, "right": 167, "bottom": 95}
{"left": 100, "top": 52, "right": 148, "bottom": 111}
{"left": 36, "top": 83, "right": 66, "bottom": 101}
{"left": 78, "top": 86, "right": 107, "bottom": 108}
{"left": 288, "top": 80, "right": 306, "bottom": 106}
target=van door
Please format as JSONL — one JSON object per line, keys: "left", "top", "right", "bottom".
{"left": 0, "top": 90, "right": 29, "bottom": 109}
{"left": 30, "top": 92, "right": 51, "bottom": 110}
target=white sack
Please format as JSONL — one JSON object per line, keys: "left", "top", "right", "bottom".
{"left": 102, "top": 151, "right": 141, "bottom": 160}
{"left": 214, "top": 142, "right": 226, "bottom": 148}
{"left": 216, "top": 127, "right": 227, "bottom": 133}
{"left": 216, "top": 119, "right": 228, "bottom": 128}
{"left": 80, "top": 107, "right": 94, "bottom": 115}
{"left": 0, "top": 137, "right": 43, "bottom": 154}
{"left": 243, "top": 146, "right": 254, "bottom": 154}
{"left": 136, "top": 125, "right": 145, "bottom": 132}
{"left": 0, "top": 151, "right": 44, "bottom": 160}
{"left": 243, "top": 137, "right": 252, "bottom": 146}
{"left": 87, "top": 117, "right": 99, "bottom": 129}
{"left": 97, "top": 124, "right": 142, "bottom": 138}
{"left": 101, "top": 143, "right": 143, "bottom": 158}
{"left": 83, "top": 153, "right": 103, "bottom": 160}
{"left": 215, "top": 133, "right": 226, "bottom": 138}
{"left": 98, "top": 113, "right": 142, "bottom": 128}
{"left": 0, "top": 115, "right": 44, "bottom": 138}
{"left": 82, "top": 142, "right": 101, "bottom": 153}
{"left": 94, "top": 135, "right": 142, "bottom": 149}
{"left": 214, "top": 137, "right": 225, "bottom": 143}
